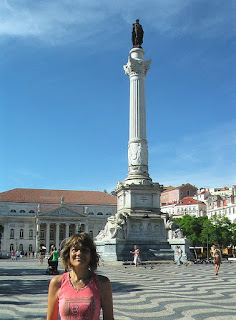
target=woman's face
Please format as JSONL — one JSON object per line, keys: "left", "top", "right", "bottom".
{"left": 69, "top": 242, "right": 91, "bottom": 268}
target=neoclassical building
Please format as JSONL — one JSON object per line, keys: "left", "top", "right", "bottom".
{"left": 0, "top": 188, "right": 117, "bottom": 254}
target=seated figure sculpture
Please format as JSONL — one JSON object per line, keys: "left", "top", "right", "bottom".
{"left": 95, "top": 212, "right": 128, "bottom": 241}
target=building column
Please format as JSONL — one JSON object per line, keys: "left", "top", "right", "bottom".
{"left": 84, "top": 224, "right": 89, "bottom": 233}
{"left": 65, "top": 223, "right": 70, "bottom": 239}
{"left": 55, "top": 223, "right": 60, "bottom": 249}
{"left": 46, "top": 222, "right": 50, "bottom": 252}
{"left": 36, "top": 220, "right": 40, "bottom": 252}
{"left": 2, "top": 224, "right": 7, "bottom": 252}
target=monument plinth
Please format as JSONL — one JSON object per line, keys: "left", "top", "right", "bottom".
{"left": 95, "top": 20, "right": 187, "bottom": 262}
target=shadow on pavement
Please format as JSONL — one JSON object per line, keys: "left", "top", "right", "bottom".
{"left": 0, "top": 267, "right": 49, "bottom": 277}
{"left": 112, "top": 281, "right": 142, "bottom": 294}
{"left": 0, "top": 279, "right": 50, "bottom": 295}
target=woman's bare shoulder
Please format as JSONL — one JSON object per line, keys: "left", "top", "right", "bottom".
{"left": 97, "top": 274, "right": 111, "bottom": 290}
{"left": 97, "top": 274, "right": 110, "bottom": 283}
{"left": 49, "top": 274, "right": 64, "bottom": 288}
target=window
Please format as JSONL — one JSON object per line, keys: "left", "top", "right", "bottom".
{"left": 29, "top": 210, "right": 35, "bottom": 213}
{"left": 10, "top": 210, "right": 16, "bottom": 213}
{"left": 20, "top": 229, "right": 24, "bottom": 239}
{"left": 89, "top": 231, "right": 93, "bottom": 238}
{"left": 187, "top": 190, "right": 190, "bottom": 196}
{"left": 69, "top": 229, "right": 73, "bottom": 237}
{"left": 10, "top": 229, "right": 14, "bottom": 239}
{"left": 29, "top": 244, "right": 33, "bottom": 252}
{"left": 97, "top": 212, "right": 103, "bottom": 215}
{"left": 50, "top": 229, "right": 54, "bottom": 240}
{"left": 19, "top": 244, "right": 23, "bottom": 252}
{"left": 88, "top": 212, "right": 94, "bottom": 215}
{"left": 10, "top": 244, "right": 14, "bottom": 251}
{"left": 59, "top": 229, "right": 64, "bottom": 240}
{"left": 20, "top": 210, "right": 25, "bottom": 213}
{"left": 29, "top": 229, "right": 33, "bottom": 239}
{"left": 40, "top": 229, "right": 45, "bottom": 240}
{"left": 106, "top": 212, "right": 112, "bottom": 216}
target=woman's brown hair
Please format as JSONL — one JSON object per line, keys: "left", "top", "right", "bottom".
{"left": 60, "top": 232, "right": 99, "bottom": 272}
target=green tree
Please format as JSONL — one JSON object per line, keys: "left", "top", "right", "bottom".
{"left": 210, "top": 214, "right": 232, "bottom": 249}
{"left": 230, "top": 223, "right": 236, "bottom": 247}
{"left": 174, "top": 213, "right": 234, "bottom": 250}
{"left": 200, "top": 218, "right": 215, "bottom": 247}
{"left": 173, "top": 215, "right": 209, "bottom": 246}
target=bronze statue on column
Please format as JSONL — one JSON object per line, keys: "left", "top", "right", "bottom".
{"left": 132, "top": 19, "right": 144, "bottom": 48}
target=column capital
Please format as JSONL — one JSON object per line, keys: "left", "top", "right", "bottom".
{"left": 124, "top": 56, "right": 151, "bottom": 77}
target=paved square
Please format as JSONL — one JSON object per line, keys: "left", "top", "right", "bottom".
{"left": 0, "top": 259, "right": 236, "bottom": 319}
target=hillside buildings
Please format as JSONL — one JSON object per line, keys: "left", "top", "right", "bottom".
{"left": 161, "top": 184, "right": 236, "bottom": 223}
{"left": 160, "top": 184, "right": 206, "bottom": 218}
{"left": 205, "top": 186, "right": 236, "bottom": 222}
{"left": 161, "top": 183, "right": 198, "bottom": 206}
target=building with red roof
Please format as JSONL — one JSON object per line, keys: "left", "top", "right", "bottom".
{"left": 160, "top": 183, "right": 198, "bottom": 206}
{"left": 161, "top": 196, "right": 206, "bottom": 218}
{"left": 0, "top": 188, "right": 117, "bottom": 255}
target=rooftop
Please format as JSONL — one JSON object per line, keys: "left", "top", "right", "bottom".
{"left": 0, "top": 188, "right": 117, "bottom": 206}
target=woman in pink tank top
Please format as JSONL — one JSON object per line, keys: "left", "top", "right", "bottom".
{"left": 47, "top": 232, "right": 114, "bottom": 320}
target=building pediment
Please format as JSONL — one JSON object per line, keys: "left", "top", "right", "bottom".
{"left": 38, "top": 206, "right": 86, "bottom": 218}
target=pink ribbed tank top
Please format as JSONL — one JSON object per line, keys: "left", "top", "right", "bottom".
{"left": 59, "top": 272, "right": 102, "bottom": 320}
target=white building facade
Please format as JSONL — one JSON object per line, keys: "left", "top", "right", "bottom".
{"left": 206, "top": 194, "right": 236, "bottom": 223}
{"left": 161, "top": 196, "right": 207, "bottom": 218}
{"left": 0, "top": 189, "right": 117, "bottom": 255}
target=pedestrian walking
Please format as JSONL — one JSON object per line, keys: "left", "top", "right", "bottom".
{"left": 11, "top": 249, "right": 15, "bottom": 260}
{"left": 130, "top": 245, "right": 141, "bottom": 267}
{"left": 38, "top": 245, "right": 45, "bottom": 265}
{"left": 46, "top": 232, "right": 114, "bottom": 320}
{"left": 16, "top": 250, "right": 21, "bottom": 260}
{"left": 176, "top": 246, "right": 183, "bottom": 266}
{"left": 212, "top": 244, "right": 222, "bottom": 275}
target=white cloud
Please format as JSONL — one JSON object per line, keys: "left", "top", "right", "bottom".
{"left": 149, "top": 119, "right": 236, "bottom": 188}
{"left": 0, "top": 0, "right": 234, "bottom": 45}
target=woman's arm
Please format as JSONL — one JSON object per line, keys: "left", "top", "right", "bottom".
{"left": 98, "top": 275, "right": 114, "bottom": 320}
{"left": 46, "top": 274, "right": 62, "bottom": 320}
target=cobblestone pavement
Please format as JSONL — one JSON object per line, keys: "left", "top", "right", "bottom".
{"left": 0, "top": 258, "right": 236, "bottom": 320}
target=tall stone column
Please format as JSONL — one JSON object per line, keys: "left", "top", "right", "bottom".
{"left": 55, "top": 223, "right": 60, "bottom": 249}
{"left": 65, "top": 223, "right": 70, "bottom": 239}
{"left": 124, "top": 48, "right": 152, "bottom": 185}
{"left": 3, "top": 227, "right": 7, "bottom": 251}
{"left": 36, "top": 220, "right": 40, "bottom": 252}
{"left": 46, "top": 223, "right": 50, "bottom": 251}
{"left": 95, "top": 20, "right": 170, "bottom": 262}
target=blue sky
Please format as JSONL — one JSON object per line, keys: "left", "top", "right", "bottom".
{"left": 0, "top": 0, "right": 235, "bottom": 193}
